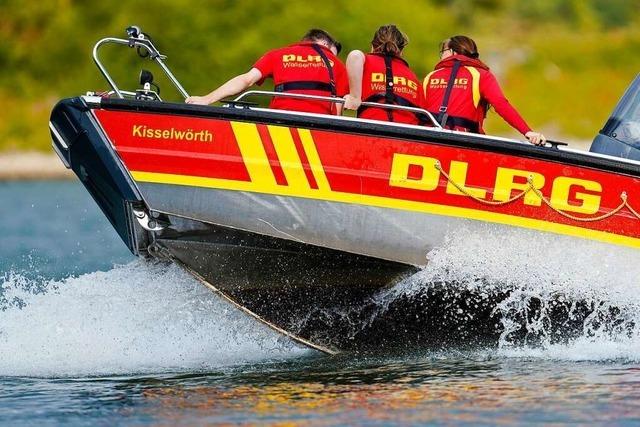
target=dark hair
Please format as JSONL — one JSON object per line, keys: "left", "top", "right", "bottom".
{"left": 302, "top": 28, "right": 342, "bottom": 54}
{"left": 371, "top": 24, "right": 408, "bottom": 57}
{"left": 443, "top": 35, "right": 479, "bottom": 59}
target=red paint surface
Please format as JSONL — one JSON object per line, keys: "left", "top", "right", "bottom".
{"left": 310, "top": 129, "right": 640, "bottom": 237}
{"left": 94, "top": 110, "right": 250, "bottom": 182}
{"left": 94, "top": 109, "right": 640, "bottom": 239}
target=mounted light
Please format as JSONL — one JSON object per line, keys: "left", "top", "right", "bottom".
{"left": 126, "top": 25, "right": 141, "bottom": 38}
{"left": 139, "top": 69, "right": 154, "bottom": 86}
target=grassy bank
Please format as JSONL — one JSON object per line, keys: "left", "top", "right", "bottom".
{"left": 2, "top": 0, "right": 639, "bottom": 152}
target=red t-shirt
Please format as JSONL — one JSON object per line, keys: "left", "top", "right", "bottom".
{"left": 358, "top": 54, "right": 425, "bottom": 125}
{"left": 253, "top": 42, "right": 348, "bottom": 115}
{"left": 423, "top": 55, "right": 531, "bottom": 134}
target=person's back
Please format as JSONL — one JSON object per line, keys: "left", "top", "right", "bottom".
{"left": 423, "top": 54, "right": 496, "bottom": 133}
{"left": 423, "top": 35, "right": 545, "bottom": 145}
{"left": 254, "top": 39, "right": 348, "bottom": 114}
{"left": 359, "top": 53, "right": 424, "bottom": 124}
{"left": 186, "top": 29, "right": 348, "bottom": 116}
{"left": 344, "top": 25, "right": 425, "bottom": 125}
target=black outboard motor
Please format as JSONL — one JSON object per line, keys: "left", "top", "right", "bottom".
{"left": 590, "top": 74, "right": 640, "bottom": 161}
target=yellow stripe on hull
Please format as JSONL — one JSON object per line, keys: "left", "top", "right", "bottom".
{"left": 230, "top": 121, "right": 278, "bottom": 188}
{"left": 267, "top": 125, "right": 311, "bottom": 191}
{"left": 130, "top": 170, "right": 640, "bottom": 251}
{"left": 298, "top": 128, "right": 331, "bottom": 192}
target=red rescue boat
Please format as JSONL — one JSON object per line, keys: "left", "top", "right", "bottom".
{"left": 50, "top": 27, "right": 640, "bottom": 353}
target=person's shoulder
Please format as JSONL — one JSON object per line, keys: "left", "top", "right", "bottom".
{"left": 361, "top": 53, "right": 385, "bottom": 68}
{"left": 331, "top": 52, "right": 346, "bottom": 64}
{"left": 392, "top": 55, "right": 412, "bottom": 70}
{"left": 475, "top": 67, "right": 497, "bottom": 81}
{"left": 257, "top": 46, "right": 282, "bottom": 62}
{"left": 364, "top": 52, "right": 383, "bottom": 61}
{"left": 285, "top": 42, "right": 318, "bottom": 53}
{"left": 406, "top": 66, "right": 420, "bottom": 80}
{"left": 327, "top": 51, "right": 346, "bottom": 68}
{"left": 265, "top": 44, "right": 295, "bottom": 55}
{"left": 460, "top": 57, "right": 491, "bottom": 72}
{"left": 332, "top": 57, "right": 347, "bottom": 74}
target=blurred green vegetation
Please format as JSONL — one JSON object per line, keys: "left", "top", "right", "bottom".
{"left": 2, "top": 0, "right": 639, "bottom": 151}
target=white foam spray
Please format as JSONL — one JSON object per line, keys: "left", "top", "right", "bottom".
{"left": 0, "top": 260, "right": 309, "bottom": 378}
{"left": 376, "top": 223, "right": 640, "bottom": 361}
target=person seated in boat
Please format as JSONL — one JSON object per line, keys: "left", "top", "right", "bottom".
{"left": 343, "top": 25, "right": 426, "bottom": 125}
{"left": 185, "top": 29, "right": 348, "bottom": 115}
{"left": 423, "top": 35, "right": 546, "bottom": 145}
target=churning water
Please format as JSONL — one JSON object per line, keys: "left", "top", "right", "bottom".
{"left": 0, "top": 181, "right": 307, "bottom": 379}
{"left": 0, "top": 261, "right": 308, "bottom": 378}
{"left": 376, "top": 224, "right": 640, "bottom": 359}
{"left": 1, "top": 180, "right": 640, "bottom": 425}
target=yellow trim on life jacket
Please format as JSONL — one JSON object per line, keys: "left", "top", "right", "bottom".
{"left": 464, "top": 66, "right": 481, "bottom": 108}
{"left": 423, "top": 70, "right": 439, "bottom": 96}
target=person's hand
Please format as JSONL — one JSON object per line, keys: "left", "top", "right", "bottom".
{"left": 525, "top": 131, "right": 546, "bottom": 146}
{"left": 185, "top": 96, "right": 210, "bottom": 105}
{"left": 343, "top": 94, "right": 361, "bottom": 110}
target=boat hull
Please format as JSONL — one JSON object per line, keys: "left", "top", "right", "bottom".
{"left": 49, "top": 96, "right": 640, "bottom": 351}
{"left": 154, "top": 219, "right": 417, "bottom": 351}
{"left": 93, "top": 101, "right": 640, "bottom": 253}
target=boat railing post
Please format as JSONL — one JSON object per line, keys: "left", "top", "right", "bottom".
{"left": 137, "top": 36, "right": 190, "bottom": 99}
{"left": 360, "top": 101, "right": 442, "bottom": 128}
{"left": 92, "top": 28, "right": 190, "bottom": 100}
{"left": 93, "top": 37, "right": 130, "bottom": 98}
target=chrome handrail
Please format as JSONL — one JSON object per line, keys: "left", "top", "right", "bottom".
{"left": 92, "top": 32, "right": 189, "bottom": 99}
{"left": 233, "top": 90, "right": 442, "bottom": 128}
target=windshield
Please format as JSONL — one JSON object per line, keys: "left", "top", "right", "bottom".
{"left": 606, "top": 75, "right": 640, "bottom": 148}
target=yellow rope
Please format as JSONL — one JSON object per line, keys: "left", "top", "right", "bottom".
{"left": 435, "top": 162, "right": 530, "bottom": 205}
{"left": 623, "top": 192, "right": 640, "bottom": 219}
{"left": 528, "top": 184, "right": 627, "bottom": 222}
{"left": 435, "top": 162, "right": 640, "bottom": 222}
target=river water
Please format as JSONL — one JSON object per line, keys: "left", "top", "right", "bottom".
{"left": 1, "top": 180, "right": 640, "bottom": 425}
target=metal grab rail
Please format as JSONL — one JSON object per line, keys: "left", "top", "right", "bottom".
{"left": 92, "top": 31, "right": 189, "bottom": 99}
{"left": 233, "top": 90, "right": 442, "bottom": 128}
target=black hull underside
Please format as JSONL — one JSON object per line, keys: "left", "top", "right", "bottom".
{"left": 155, "top": 219, "right": 418, "bottom": 351}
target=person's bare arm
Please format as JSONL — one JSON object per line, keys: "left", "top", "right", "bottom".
{"left": 186, "top": 68, "right": 263, "bottom": 105}
{"left": 343, "top": 50, "right": 365, "bottom": 110}
{"left": 481, "top": 72, "right": 545, "bottom": 145}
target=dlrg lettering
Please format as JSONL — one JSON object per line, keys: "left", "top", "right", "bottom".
{"left": 389, "top": 153, "right": 603, "bottom": 215}
{"left": 282, "top": 54, "right": 334, "bottom": 66}
{"left": 371, "top": 73, "right": 418, "bottom": 90}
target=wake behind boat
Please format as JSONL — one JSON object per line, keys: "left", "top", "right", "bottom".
{"left": 50, "top": 27, "right": 640, "bottom": 353}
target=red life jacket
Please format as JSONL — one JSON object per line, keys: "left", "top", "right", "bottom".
{"left": 253, "top": 42, "right": 349, "bottom": 115}
{"left": 357, "top": 53, "right": 425, "bottom": 125}
{"left": 423, "top": 55, "right": 531, "bottom": 135}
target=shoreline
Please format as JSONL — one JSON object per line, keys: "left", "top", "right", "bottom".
{"left": 0, "top": 152, "right": 74, "bottom": 181}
